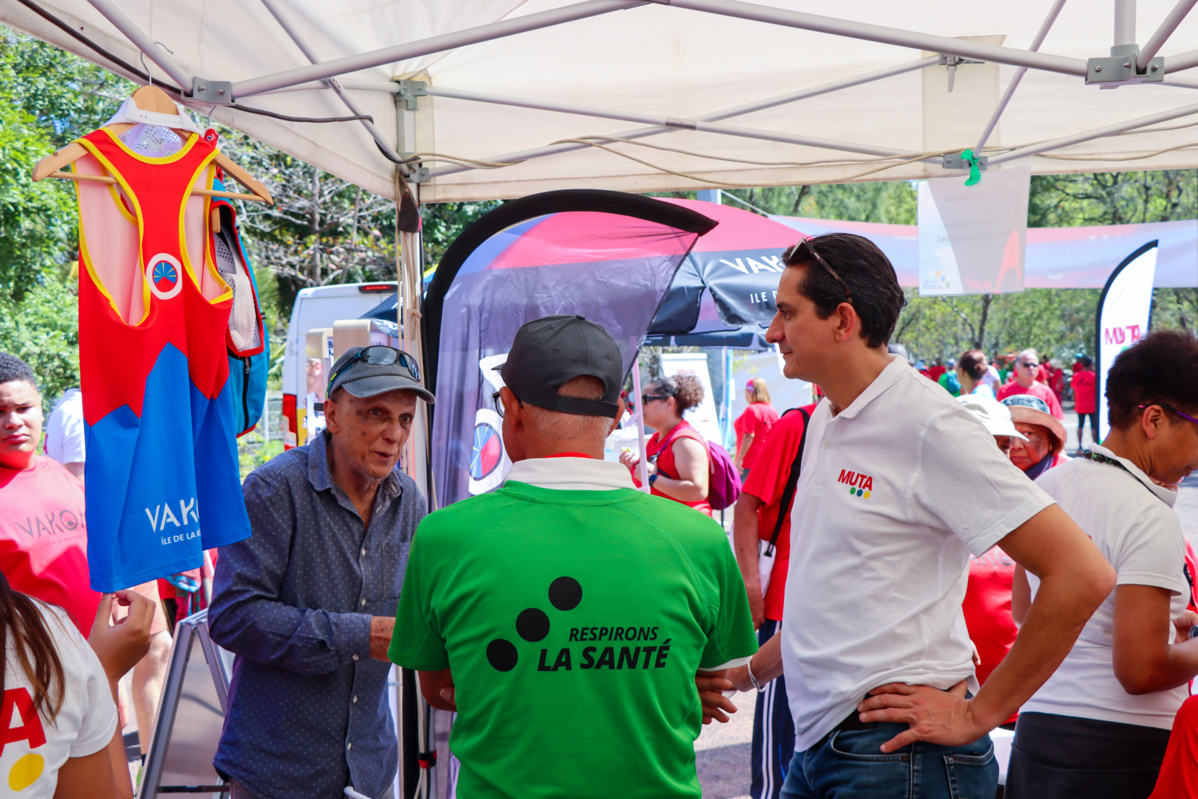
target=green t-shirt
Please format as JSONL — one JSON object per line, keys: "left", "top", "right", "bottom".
{"left": 390, "top": 481, "right": 757, "bottom": 799}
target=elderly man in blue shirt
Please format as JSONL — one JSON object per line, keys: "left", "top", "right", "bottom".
{"left": 209, "top": 345, "right": 433, "bottom": 799}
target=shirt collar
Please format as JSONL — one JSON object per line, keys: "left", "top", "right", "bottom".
{"left": 832, "top": 354, "right": 908, "bottom": 420}
{"left": 505, "top": 457, "right": 636, "bottom": 491}
{"left": 307, "top": 430, "right": 403, "bottom": 501}
{"left": 1087, "top": 444, "right": 1178, "bottom": 508}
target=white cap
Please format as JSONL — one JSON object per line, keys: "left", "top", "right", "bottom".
{"left": 958, "top": 394, "right": 1028, "bottom": 441}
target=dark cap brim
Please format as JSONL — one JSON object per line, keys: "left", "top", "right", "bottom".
{"left": 340, "top": 374, "right": 435, "bottom": 403}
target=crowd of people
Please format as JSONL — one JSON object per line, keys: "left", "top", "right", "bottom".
{"left": 2, "top": 229, "right": 1197, "bottom": 799}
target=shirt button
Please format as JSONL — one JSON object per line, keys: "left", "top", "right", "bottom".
{"left": 347, "top": 742, "right": 353, "bottom": 750}
{"left": 353, "top": 695, "right": 358, "bottom": 703}
{"left": 353, "top": 654, "right": 360, "bottom": 661}
{"left": 361, "top": 548, "right": 366, "bottom": 556}
{"left": 361, "top": 598, "right": 367, "bottom": 606}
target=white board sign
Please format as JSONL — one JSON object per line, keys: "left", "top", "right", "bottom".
{"left": 918, "top": 166, "right": 1030, "bottom": 296}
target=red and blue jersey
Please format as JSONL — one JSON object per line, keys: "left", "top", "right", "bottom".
{"left": 73, "top": 127, "right": 251, "bottom": 591}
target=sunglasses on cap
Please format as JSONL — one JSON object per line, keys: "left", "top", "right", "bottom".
{"left": 782, "top": 237, "right": 853, "bottom": 306}
{"left": 327, "top": 345, "right": 420, "bottom": 393}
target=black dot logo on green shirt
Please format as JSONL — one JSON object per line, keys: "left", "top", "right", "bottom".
{"left": 549, "top": 576, "right": 582, "bottom": 611}
{"left": 486, "top": 576, "right": 584, "bottom": 672}
{"left": 487, "top": 639, "right": 518, "bottom": 672}
{"left": 517, "top": 609, "right": 550, "bottom": 642}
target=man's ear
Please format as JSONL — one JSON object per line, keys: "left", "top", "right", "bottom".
{"left": 609, "top": 398, "right": 627, "bottom": 435}
{"left": 832, "top": 302, "right": 859, "bottom": 344}
{"left": 323, "top": 393, "right": 341, "bottom": 434}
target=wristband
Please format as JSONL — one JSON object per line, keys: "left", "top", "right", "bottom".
{"left": 648, "top": 473, "right": 659, "bottom": 486}
{"left": 747, "top": 659, "right": 764, "bottom": 692}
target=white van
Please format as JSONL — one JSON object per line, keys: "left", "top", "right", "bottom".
{"left": 281, "top": 282, "right": 397, "bottom": 447}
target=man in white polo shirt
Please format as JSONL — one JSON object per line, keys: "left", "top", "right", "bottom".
{"left": 725, "top": 233, "right": 1115, "bottom": 799}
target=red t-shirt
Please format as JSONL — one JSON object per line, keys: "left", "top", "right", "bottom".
{"left": 963, "top": 546, "right": 1018, "bottom": 725}
{"left": 637, "top": 420, "right": 713, "bottom": 516}
{"left": 996, "top": 380, "right": 1066, "bottom": 421}
{"left": 1149, "top": 695, "right": 1198, "bottom": 798}
{"left": 1071, "top": 369, "right": 1097, "bottom": 414}
{"left": 734, "top": 402, "right": 780, "bottom": 471}
{"left": 0, "top": 457, "right": 101, "bottom": 636}
{"left": 742, "top": 405, "right": 816, "bottom": 621}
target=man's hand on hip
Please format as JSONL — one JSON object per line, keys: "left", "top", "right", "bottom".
{"left": 370, "top": 616, "right": 395, "bottom": 661}
{"left": 856, "top": 680, "right": 988, "bottom": 753}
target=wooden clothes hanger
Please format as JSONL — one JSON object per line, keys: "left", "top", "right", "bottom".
{"left": 32, "top": 86, "right": 274, "bottom": 208}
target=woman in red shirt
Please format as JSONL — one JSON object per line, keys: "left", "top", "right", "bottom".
{"left": 733, "top": 378, "right": 779, "bottom": 479}
{"left": 1072, "top": 355, "right": 1098, "bottom": 450}
{"left": 620, "top": 373, "right": 712, "bottom": 515}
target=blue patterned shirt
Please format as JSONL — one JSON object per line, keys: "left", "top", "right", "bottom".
{"left": 210, "top": 431, "right": 425, "bottom": 799}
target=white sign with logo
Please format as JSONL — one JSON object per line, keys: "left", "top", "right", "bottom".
{"left": 1097, "top": 243, "right": 1158, "bottom": 441}
{"left": 661, "top": 352, "right": 722, "bottom": 445}
{"left": 917, "top": 166, "right": 1030, "bottom": 296}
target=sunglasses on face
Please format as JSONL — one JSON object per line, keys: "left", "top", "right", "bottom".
{"left": 1018, "top": 360, "right": 1039, "bottom": 368}
{"left": 641, "top": 393, "right": 669, "bottom": 405}
{"left": 782, "top": 237, "right": 853, "bottom": 306}
{"left": 326, "top": 345, "right": 420, "bottom": 394}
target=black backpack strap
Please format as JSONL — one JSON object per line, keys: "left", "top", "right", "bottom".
{"left": 766, "top": 407, "right": 811, "bottom": 553}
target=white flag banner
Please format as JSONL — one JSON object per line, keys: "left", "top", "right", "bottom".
{"left": 917, "top": 166, "right": 1030, "bottom": 296}
{"left": 1097, "top": 242, "right": 1159, "bottom": 442}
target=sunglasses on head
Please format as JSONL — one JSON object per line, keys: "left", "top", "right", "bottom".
{"left": 326, "top": 345, "right": 420, "bottom": 394}
{"left": 783, "top": 237, "right": 853, "bottom": 306}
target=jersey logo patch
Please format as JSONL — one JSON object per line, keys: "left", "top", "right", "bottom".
{"left": 146, "top": 253, "right": 183, "bottom": 300}
{"left": 837, "top": 468, "right": 873, "bottom": 499}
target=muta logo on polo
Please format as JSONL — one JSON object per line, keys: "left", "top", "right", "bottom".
{"left": 838, "top": 469, "right": 874, "bottom": 499}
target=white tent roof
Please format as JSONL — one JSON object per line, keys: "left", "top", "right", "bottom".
{"left": 7, "top": 0, "right": 1198, "bottom": 202}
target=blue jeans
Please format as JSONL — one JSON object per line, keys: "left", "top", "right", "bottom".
{"left": 780, "top": 723, "right": 998, "bottom": 799}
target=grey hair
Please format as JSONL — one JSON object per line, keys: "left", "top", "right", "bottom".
{"left": 523, "top": 376, "right": 615, "bottom": 441}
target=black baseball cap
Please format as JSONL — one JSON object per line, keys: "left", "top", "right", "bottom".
{"left": 500, "top": 315, "right": 622, "bottom": 418}
{"left": 327, "top": 345, "right": 435, "bottom": 403}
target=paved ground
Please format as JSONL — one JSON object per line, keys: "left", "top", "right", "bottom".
{"left": 695, "top": 406, "right": 1198, "bottom": 799}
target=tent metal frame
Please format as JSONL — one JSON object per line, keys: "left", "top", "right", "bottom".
{"left": 72, "top": 0, "right": 1198, "bottom": 188}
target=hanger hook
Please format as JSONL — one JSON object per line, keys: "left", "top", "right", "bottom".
{"left": 205, "top": 105, "right": 216, "bottom": 130}
{"left": 138, "top": 51, "right": 152, "bottom": 87}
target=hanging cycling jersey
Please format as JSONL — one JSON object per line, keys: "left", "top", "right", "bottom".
{"left": 209, "top": 177, "right": 269, "bottom": 436}
{"left": 73, "top": 127, "right": 251, "bottom": 591}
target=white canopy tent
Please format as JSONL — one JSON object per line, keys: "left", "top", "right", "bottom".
{"left": 6, "top": 0, "right": 1198, "bottom": 204}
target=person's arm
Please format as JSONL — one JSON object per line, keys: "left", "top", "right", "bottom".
{"left": 859, "top": 504, "right": 1115, "bottom": 753}
{"left": 724, "top": 629, "right": 783, "bottom": 693}
{"left": 54, "top": 592, "right": 155, "bottom": 799}
{"left": 732, "top": 491, "right": 766, "bottom": 628}
{"left": 1112, "top": 587, "right": 1198, "bottom": 694}
{"left": 417, "top": 668, "right": 457, "bottom": 711}
{"left": 735, "top": 434, "right": 754, "bottom": 469}
{"left": 652, "top": 437, "right": 709, "bottom": 502}
{"left": 1011, "top": 564, "right": 1031, "bottom": 626}
{"left": 207, "top": 473, "right": 378, "bottom": 673}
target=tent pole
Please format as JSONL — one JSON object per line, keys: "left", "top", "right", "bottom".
{"left": 1167, "top": 48, "right": 1198, "bottom": 72}
{"left": 425, "top": 57, "right": 940, "bottom": 180}
{"left": 257, "top": 0, "right": 411, "bottom": 175}
{"left": 631, "top": 355, "right": 651, "bottom": 494}
{"left": 667, "top": 0, "right": 1088, "bottom": 76}
{"left": 1114, "top": 0, "right": 1137, "bottom": 47}
{"left": 426, "top": 56, "right": 937, "bottom": 178}
{"left": 1137, "top": 0, "right": 1198, "bottom": 70}
{"left": 232, "top": 0, "right": 641, "bottom": 98}
{"left": 85, "top": 0, "right": 193, "bottom": 90}
{"left": 1163, "top": 76, "right": 1198, "bottom": 88}
{"left": 987, "top": 99, "right": 1198, "bottom": 166}
{"left": 975, "top": 0, "right": 1068, "bottom": 154}
{"left": 423, "top": 86, "right": 923, "bottom": 160}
